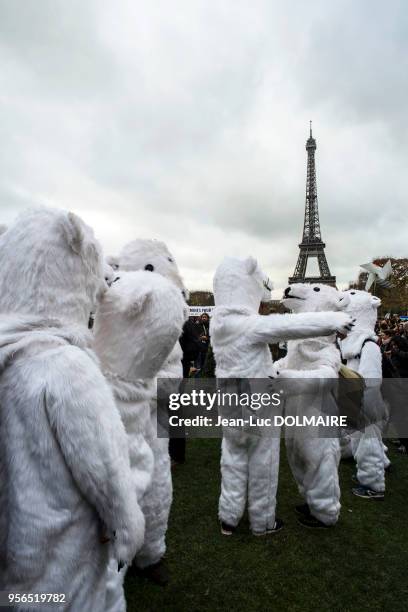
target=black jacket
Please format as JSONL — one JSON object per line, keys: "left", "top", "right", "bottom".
{"left": 179, "top": 319, "right": 201, "bottom": 359}
{"left": 390, "top": 336, "right": 408, "bottom": 377}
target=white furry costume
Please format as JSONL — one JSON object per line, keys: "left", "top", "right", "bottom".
{"left": 0, "top": 209, "right": 144, "bottom": 611}
{"left": 275, "top": 283, "right": 350, "bottom": 526}
{"left": 94, "top": 270, "right": 188, "bottom": 610}
{"left": 117, "top": 239, "right": 188, "bottom": 567}
{"left": 340, "top": 290, "right": 387, "bottom": 492}
{"left": 211, "top": 257, "right": 354, "bottom": 533}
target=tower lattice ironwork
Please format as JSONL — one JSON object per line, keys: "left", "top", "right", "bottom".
{"left": 288, "top": 123, "right": 336, "bottom": 286}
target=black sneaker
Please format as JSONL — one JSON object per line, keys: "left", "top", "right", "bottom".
{"left": 298, "top": 514, "right": 332, "bottom": 529}
{"left": 131, "top": 559, "right": 170, "bottom": 586}
{"left": 253, "top": 518, "right": 284, "bottom": 536}
{"left": 220, "top": 521, "right": 236, "bottom": 536}
{"left": 352, "top": 485, "right": 385, "bottom": 500}
{"left": 295, "top": 504, "right": 311, "bottom": 517}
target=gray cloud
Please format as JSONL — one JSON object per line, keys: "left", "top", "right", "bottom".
{"left": 0, "top": 0, "right": 406, "bottom": 294}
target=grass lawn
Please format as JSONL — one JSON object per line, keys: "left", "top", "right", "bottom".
{"left": 125, "top": 439, "right": 408, "bottom": 612}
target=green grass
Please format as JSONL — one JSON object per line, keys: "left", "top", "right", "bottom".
{"left": 125, "top": 440, "right": 408, "bottom": 612}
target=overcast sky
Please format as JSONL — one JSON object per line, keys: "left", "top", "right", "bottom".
{"left": 1, "top": 0, "right": 407, "bottom": 296}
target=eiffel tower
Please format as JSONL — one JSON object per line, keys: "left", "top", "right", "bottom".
{"left": 288, "top": 123, "right": 336, "bottom": 286}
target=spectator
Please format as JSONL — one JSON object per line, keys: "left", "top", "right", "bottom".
{"left": 170, "top": 317, "right": 202, "bottom": 466}
{"left": 179, "top": 318, "right": 201, "bottom": 378}
{"left": 380, "top": 330, "right": 396, "bottom": 378}
{"left": 388, "top": 335, "right": 408, "bottom": 455}
{"left": 397, "top": 323, "right": 405, "bottom": 336}
{"left": 201, "top": 343, "right": 216, "bottom": 378}
{"left": 389, "top": 335, "right": 408, "bottom": 377}
{"left": 195, "top": 312, "right": 211, "bottom": 371}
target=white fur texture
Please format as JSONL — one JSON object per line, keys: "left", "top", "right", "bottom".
{"left": 104, "top": 260, "right": 118, "bottom": 287}
{"left": 340, "top": 289, "right": 380, "bottom": 362}
{"left": 114, "top": 239, "right": 188, "bottom": 566}
{"left": 94, "top": 270, "right": 186, "bottom": 605}
{"left": 0, "top": 208, "right": 106, "bottom": 326}
{"left": 277, "top": 283, "right": 345, "bottom": 525}
{"left": 119, "top": 238, "right": 188, "bottom": 299}
{"left": 211, "top": 259, "right": 354, "bottom": 379}
{"left": 93, "top": 270, "right": 187, "bottom": 486}
{"left": 340, "top": 289, "right": 387, "bottom": 492}
{"left": 0, "top": 209, "right": 144, "bottom": 610}
{"left": 94, "top": 269, "right": 187, "bottom": 569}
{"left": 94, "top": 271, "right": 188, "bottom": 381}
{"left": 213, "top": 256, "right": 271, "bottom": 310}
{"left": 211, "top": 260, "right": 353, "bottom": 532}
{"left": 277, "top": 283, "right": 349, "bottom": 378}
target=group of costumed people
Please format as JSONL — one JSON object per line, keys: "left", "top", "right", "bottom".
{"left": 211, "top": 257, "right": 389, "bottom": 537}
{"left": 0, "top": 208, "right": 390, "bottom": 611}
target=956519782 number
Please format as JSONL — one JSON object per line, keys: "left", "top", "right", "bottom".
{"left": 2, "top": 592, "right": 66, "bottom": 606}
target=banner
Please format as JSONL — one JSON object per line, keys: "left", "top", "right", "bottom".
{"left": 189, "top": 306, "right": 214, "bottom": 317}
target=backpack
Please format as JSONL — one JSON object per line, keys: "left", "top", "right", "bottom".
{"left": 337, "top": 365, "right": 365, "bottom": 430}
{"left": 336, "top": 338, "right": 376, "bottom": 430}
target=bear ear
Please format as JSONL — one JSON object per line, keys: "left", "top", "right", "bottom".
{"left": 371, "top": 295, "right": 381, "bottom": 307}
{"left": 106, "top": 254, "right": 119, "bottom": 270}
{"left": 122, "top": 286, "right": 152, "bottom": 318}
{"left": 63, "top": 213, "right": 102, "bottom": 271}
{"left": 337, "top": 292, "right": 351, "bottom": 309}
{"left": 245, "top": 256, "right": 258, "bottom": 275}
{"left": 63, "top": 212, "right": 87, "bottom": 255}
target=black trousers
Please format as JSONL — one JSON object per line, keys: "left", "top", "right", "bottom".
{"left": 168, "top": 370, "right": 188, "bottom": 464}
{"left": 169, "top": 437, "right": 186, "bottom": 464}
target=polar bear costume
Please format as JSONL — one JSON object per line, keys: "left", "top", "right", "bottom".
{"left": 117, "top": 239, "right": 187, "bottom": 570}
{"left": 275, "top": 283, "right": 350, "bottom": 526}
{"left": 211, "top": 257, "right": 354, "bottom": 534}
{"left": 94, "top": 270, "right": 188, "bottom": 610}
{"left": 0, "top": 208, "right": 144, "bottom": 611}
{"left": 94, "top": 269, "right": 188, "bottom": 500}
{"left": 340, "top": 289, "right": 387, "bottom": 495}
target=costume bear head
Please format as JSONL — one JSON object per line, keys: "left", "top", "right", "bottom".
{"left": 118, "top": 239, "right": 188, "bottom": 299}
{"left": 343, "top": 289, "right": 380, "bottom": 331}
{"left": 93, "top": 270, "right": 189, "bottom": 380}
{"left": 213, "top": 256, "right": 272, "bottom": 312}
{"left": 282, "top": 283, "right": 350, "bottom": 313}
{"left": 0, "top": 208, "right": 105, "bottom": 326}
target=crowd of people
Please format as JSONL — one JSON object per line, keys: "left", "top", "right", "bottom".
{"left": 377, "top": 316, "right": 408, "bottom": 378}
{"left": 375, "top": 316, "right": 408, "bottom": 454}
{"left": 0, "top": 207, "right": 406, "bottom": 611}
